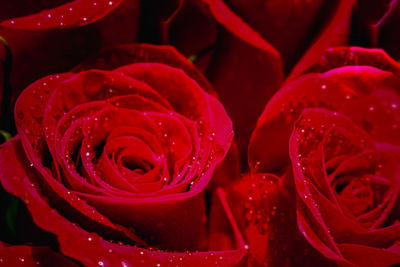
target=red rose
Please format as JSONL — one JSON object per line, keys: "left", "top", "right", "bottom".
{"left": 0, "top": 44, "right": 247, "bottom": 266}
{"left": 150, "top": 0, "right": 357, "bottom": 158}
{"left": 226, "top": 47, "right": 400, "bottom": 266}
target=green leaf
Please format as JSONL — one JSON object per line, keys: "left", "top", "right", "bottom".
{"left": 5, "top": 197, "right": 19, "bottom": 236}
{"left": 0, "top": 35, "right": 14, "bottom": 132}
{"left": 0, "top": 130, "right": 12, "bottom": 141}
{"left": 187, "top": 55, "right": 197, "bottom": 63}
{"left": 0, "top": 36, "right": 9, "bottom": 48}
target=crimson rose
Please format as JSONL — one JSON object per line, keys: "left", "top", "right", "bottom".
{"left": 227, "top": 47, "right": 400, "bottom": 266}
{"left": 0, "top": 44, "right": 246, "bottom": 266}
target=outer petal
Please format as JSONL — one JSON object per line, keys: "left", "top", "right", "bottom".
{"left": 0, "top": 0, "right": 122, "bottom": 30}
{"left": 305, "top": 47, "right": 400, "bottom": 75}
{"left": 286, "top": 0, "right": 356, "bottom": 81}
{"left": 73, "top": 43, "right": 216, "bottom": 97}
{"left": 0, "top": 243, "right": 80, "bottom": 267}
{"left": 201, "top": 0, "right": 283, "bottom": 158}
{"left": 140, "top": 0, "right": 218, "bottom": 73}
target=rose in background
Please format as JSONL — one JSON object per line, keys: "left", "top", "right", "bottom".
{"left": 0, "top": 0, "right": 140, "bottom": 131}
{"left": 224, "top": 47, "right": 400, "bottom": 266}
{"left": 0, "top": 44, "right": 247, "bottom": 266}
{"left": 143, "top": 0, "right": 357, "bottom": 159}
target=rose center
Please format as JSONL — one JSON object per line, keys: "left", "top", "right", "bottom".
{"left": 334, "top": 176, "right": 374, "bottom": 216}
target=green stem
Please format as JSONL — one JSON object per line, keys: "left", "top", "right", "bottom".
{"left": 0, "top": 35, "right": 13, "bottom": 133}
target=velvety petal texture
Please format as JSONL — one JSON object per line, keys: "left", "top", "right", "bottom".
{"left": 193, "top": 0, "right": 356, "bottom": 160}
{"left": 0, "top": 242, "right": 80, "bottom": 267}
{"left": 0, "top": 44, "right": 246, "bottom": 266}
{"left": 238, "top": 47, "right": 400, "bottom": 266}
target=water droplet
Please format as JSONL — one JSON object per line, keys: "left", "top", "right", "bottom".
{"left": 321, "top": 84, "right": 326, "bottom": 90}
{"left": 369, "top": 106, "right": 375, "bottom": 111}
{"left": 98, "top": 261, "right": 104, "bottom": 266}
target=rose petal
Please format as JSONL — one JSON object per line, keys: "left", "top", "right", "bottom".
{"left": 73, "top": 43, "right": 216, "bottom": 96}
{"left": 250, "top": 52, "right": 400, "bottom": 173}
{"left": 0, "top": 138, "right": 247, "bottom": 266}
{"left": 201, "top": 0, "right": 283, "bottom": 158}
{"left": 225, "top": 172, "right": 336, "bottom": 266}
{"left": 290, "top": 108, "right": 400, "bottom": 263}
{"left": 286, "top": 0, "right": 356, "bottom": 80}
{"left": 0, "top": 0, "right": 122, "bottom": 30}
{"left": 305, "top": 47, "right": 400, "bottom": 75}
{"left": 0, "top": 243, "right": 80, "bottom": 267}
